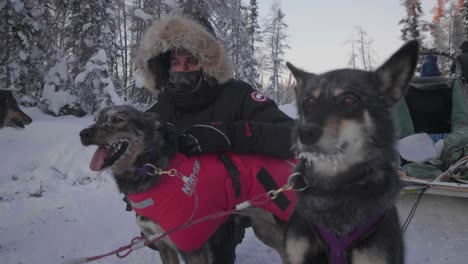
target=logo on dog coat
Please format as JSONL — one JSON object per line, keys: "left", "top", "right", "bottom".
{"left": 182, "top": 159, "right": 200, "bottom": 196}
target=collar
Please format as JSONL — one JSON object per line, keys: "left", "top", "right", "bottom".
{"left": 315, "top": 211, "right": 385, "bottom": 264}
{"left": 133, "top": 163, "right": 178, "bottom": 178}
{"left": 134, "top": 164, "right": 157, "bottom": 177}
{"left": 132, "top": 153, "right": 189, "bottom": 178}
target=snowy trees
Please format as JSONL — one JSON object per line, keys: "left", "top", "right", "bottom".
{"left": 262, "top": 1, "right": 290, "bottom": 103}
{"left": 64, "top": 0, "right": 122, "bottom": 113}
{"left": 447, "top": 1, "right": 465, "bottom": 55}
{"left": 399, "top": 0, "right": 426, "bottom": 42}
{"left": 2, "top": 0, "right": 294, "bottom": 113}
{"left": 0, "top": 0, "right": 47, "bottom": 99}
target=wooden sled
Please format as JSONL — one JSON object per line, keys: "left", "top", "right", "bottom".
{"left": 399, "top": 156, "right": 468, "bottom": 198}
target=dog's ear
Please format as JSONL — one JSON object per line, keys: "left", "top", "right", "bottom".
{"left": 375, "top": 40, "right": 419, "bottom": 104}
{"left": 286, "top": 62, "right": 315, "bottom": 99}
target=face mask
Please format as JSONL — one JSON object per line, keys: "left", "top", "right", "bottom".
{"left": 168, "top": 69, "right": 202, "bottom": 94}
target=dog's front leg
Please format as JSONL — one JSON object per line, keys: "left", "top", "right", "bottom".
{"left": 245, "top": 207, "right": 289, "bottom": 263}
{"left": 155, "top": 242, "right": 180, "bottom": 264}
{"left": 136, "top": 215, "right": 180, "bottom": 263}
{"left": 180, "top": 243, "right": 212, "bottom": 264}
{"left": 285, "top": 211, "right": 327, "bottom": 264}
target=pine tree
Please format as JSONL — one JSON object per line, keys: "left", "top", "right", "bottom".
{"left": 244, "top": 0, "right": 261, "bottom": 88}
{"left": 0, "top": 0, "right": 47, "bottom": 101}
{"left": 262, "top": 1, "right": 289, "bottom": 103}
{"left": 64, "top": 0, "right": 122, "bottom": 113}
{"left": 460, "top": 0, "right": 468, "bottom": 39}
{"left": 432, "top": 0, "right": 450, "bottom": 53}
{"left": 448, "top": 2, "right": 465, "bottom": 55}
{"left": 399, "top": 0, "right": 425, "bottom": 42}
{"left": 41, "top": 47, "right": 84, "bottom": 117}
{"left": 126, "top": 0, "right": 173, "bottom": 108}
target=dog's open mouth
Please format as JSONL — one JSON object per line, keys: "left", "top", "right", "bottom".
{"left": 298, "top": 143, "right": 348, "bottom": 164}
{"left": 90, "top": 140, "right": 130, "bottom": 171}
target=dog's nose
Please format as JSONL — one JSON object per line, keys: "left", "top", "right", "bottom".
{"left": 80, "top": 128, "right": 96, "bottom": 145}
{"left": 298, "top": 124, "right": 322, "bottom": 145}
{"left": 22, "top": 114, "right": 32, "bottom": 125}
{"left": 80, "top": 128, "right": 92, "bottom": 139}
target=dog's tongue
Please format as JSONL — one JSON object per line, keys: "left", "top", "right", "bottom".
{"left": 90, "top": 146, "right": 110, "bottom": 171}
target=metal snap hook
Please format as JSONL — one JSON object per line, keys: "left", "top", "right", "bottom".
{"left": 287, "top": 171, "right": 309, "bottom": 192}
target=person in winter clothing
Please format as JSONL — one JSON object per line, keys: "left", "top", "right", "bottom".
{"left": 420, "top": 55, "right": 441, "bottom": 77}
{"left": 135, "top": 15, "right": 295, "bottom": 263}
{"left": 451, "top": 41, "right": 468, "bottom": 81}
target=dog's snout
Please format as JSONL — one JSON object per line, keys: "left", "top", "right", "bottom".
{"left": 80, "top": 128, "right": 96, "bottom": 145}
{"left": 22, "top": 113, "right": 32, "bottom": 125}
{"left": 298, "top": 124, "right": 322, "bottom": 145}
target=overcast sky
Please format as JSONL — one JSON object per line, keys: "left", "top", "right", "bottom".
{"left": 257, "top": 0, "right": 437, "bottom": 73}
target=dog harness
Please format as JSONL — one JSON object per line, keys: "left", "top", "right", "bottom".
{"left": 127, "top": 152, "right": 297, "bottom": 252}
{"left": 315, "top": 211, "right": 385, "bottom": 264}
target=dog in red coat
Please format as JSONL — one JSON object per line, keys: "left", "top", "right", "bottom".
{"left": 80, "top": 105, "right": 296, "bottom": 264}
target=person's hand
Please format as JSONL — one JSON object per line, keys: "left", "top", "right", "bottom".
{"left": 178, "top": 122, "right": 232, "bottom": 156}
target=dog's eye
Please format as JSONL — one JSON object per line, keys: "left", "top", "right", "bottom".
{"left": 111, "top": 117, "right": 125, "bottom": 123}
{"left": 340, "top": 95, "right": 358, "bottom": 107}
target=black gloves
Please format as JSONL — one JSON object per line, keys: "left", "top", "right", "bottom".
{"left": 178, "top": 122, "right": 232, "bottom": 156}
{"left": 176, "top": 120, "right": 294, "bottom": 158}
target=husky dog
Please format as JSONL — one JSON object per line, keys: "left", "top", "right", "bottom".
{"left": 0, "top": 90, "right": 32, "bottom": 129}
{"left": 79, "top": 105, "right": 296, "bottom": 264}
{"left": 284, "top": 41, "right": 419, "bottom": 264}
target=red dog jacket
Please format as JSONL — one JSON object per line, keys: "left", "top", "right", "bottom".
{"left": 127, "top": 152, "right": 297, "bottom": 252}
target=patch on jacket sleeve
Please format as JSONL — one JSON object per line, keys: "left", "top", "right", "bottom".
{"left": 250, "top": 92, "right": 268, "bottom": 102}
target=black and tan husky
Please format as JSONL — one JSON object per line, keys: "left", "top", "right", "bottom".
{"left": 79, "top": 105, "right": 295, "bottom": 264}
{"left": 0, "top": 90, "right": 32, "bottom": 129}
{"left": 284, "top": 41, "right": 419, "bottom": 264}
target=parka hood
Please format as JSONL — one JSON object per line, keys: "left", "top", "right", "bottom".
{"left": 135, "top": 16, "right": 233, "bottom": 92}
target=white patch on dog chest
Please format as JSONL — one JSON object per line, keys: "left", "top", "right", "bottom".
{"left": 286, "top": 237, "right": 310, "bottom": 264}
{"left": 352, "top": 248, "right": 386, "bottom": 264}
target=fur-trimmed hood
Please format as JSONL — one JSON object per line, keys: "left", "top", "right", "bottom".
{"left": 135, "top": 16, "right": 233, "bottom": 92}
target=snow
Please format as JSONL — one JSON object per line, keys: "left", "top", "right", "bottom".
{"left": 19, "top": 51, "right": 29, "bottom": 61}
{"left": 278, "top": 102, "right": 296, "bottom": 118}
{"left": 134, "top": 8, "right": 153, "bottom": 22}
{"left": 11, "top": 0, "right": 24, "bottom": 12}
{"left": 40, "top": 59, "right": 79, "bottom": 115}
{"left": 133, "top": 70, "right": 146, "bottom": 89}
{"left": 82, "top": 23, "right": 92, "bottom": 32}
{"left": 0, "top": 108, "right": 278, "bottom": 264}
{"left": 41, "top": 83, "right": 79, "bottom": 115}
{"left": 0, "top": 106, "right": 467, "bottom": 264}
{"left": 17, "top": 31, "right": 28, "bottom": 47}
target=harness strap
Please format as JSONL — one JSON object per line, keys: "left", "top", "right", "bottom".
{"left": 257, "top": 168, "right": 291, "bottom": 211}
{"left": 122, "top": 195, "right": 132, "bottom": 212}
{"left": 315, "top": 211, "right": 385, "bottom": 264}
{"left": 122, "top": 164, "right": 162, "bottom": 212}
{"left": 218, "top": 154, "right": 241, "bottom": 198}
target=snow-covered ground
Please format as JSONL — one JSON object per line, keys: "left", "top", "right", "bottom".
{"left": 0, "top": 106, "right": 467, "bottom": 264}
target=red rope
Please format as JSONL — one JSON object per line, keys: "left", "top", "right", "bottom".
{"left": 63, "top": 188, "right": 293, "bottom": 264}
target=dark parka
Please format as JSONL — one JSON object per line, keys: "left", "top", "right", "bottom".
{"left": 136, "top": 16, "right": 294, "bottom": 158}
{"left": 456, "top": 41, "right": 468, "bottom": 81}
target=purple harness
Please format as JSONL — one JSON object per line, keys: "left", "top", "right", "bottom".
{"left": 315, "top": 212, "right": 385, "bottom": 264}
